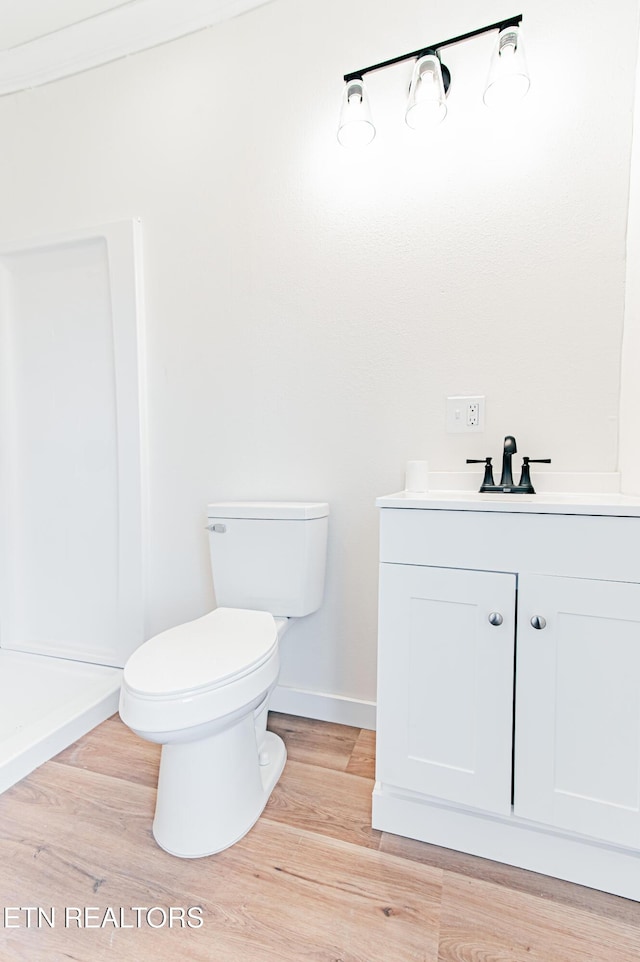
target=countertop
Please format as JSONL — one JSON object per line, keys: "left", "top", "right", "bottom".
{"left": 376, "top": 489, "right": 640, "bottom": 517}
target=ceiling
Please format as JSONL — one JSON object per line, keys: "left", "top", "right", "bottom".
{"left": 0, "top": 0, "right": 272, "bottom": 94}
{"left": 0, "top": 0, "right": 134, "bottom": 50}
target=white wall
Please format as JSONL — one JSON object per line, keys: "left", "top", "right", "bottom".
{"left": 0, "top": 0, "right": 637, "bottom": 718}
{"left": 621, "top": 10, "right": 640, "bottom": 495}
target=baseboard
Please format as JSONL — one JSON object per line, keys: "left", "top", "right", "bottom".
{"left": 270, "top": 685, "right": 376, "bottom": 730}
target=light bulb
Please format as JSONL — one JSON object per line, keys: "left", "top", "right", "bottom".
{"left": 337, "top": 78, "right": 376, "bottom": 148}
{"left": 405, "top": 54, "right": 447, "bottom": 129}
{"left": 483, "top": 25, "right": 530, "bottom": 109}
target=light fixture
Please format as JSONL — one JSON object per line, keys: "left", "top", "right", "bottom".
{"left": 337, "top": 77, "right": 376, "bottom": 148}
{"left": 338, "top": 14, "right": 528, "bottom": 146}
{"left": 483, "top": 25, "right": 530, "bottom": 108}
{"left": 405, "top": 52, "right": 449, "bottom": 129}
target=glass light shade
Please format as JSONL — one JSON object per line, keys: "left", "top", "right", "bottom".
{"left": 337, "top": 79, "right": 376, "bottom": 148}
{"left": 483, "top": 25, "right": 530, "bottom": 108}
{"left": 405, "top": 54, "right": 447, "bottom": 130}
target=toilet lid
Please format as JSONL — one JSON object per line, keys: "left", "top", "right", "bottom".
{"left": 123, "top": 607, "right": 278, "bottom": 698}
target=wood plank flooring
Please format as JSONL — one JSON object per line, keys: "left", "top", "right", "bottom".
{"left": 0, "top": 711, "right": 638, "bottom": 961}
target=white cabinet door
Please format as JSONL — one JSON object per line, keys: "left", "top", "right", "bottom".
{"left": 376, "top": 563, "right": 516, "bottom": 815}
{"left": 514, "top": 574, "right": 640, "bottom": 849}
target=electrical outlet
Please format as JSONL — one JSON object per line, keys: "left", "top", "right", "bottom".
{"left": 467, "top": 401, "right": 481, "bottom": 427}
{"left": 446, "top": 396, "right": 485, "bottom": 433}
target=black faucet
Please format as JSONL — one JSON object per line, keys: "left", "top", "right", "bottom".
{"left": 500, "top": 435, "right": 517, "bottom": 488}
{"left": 466, "top": 436, "right": 551, "bottom": 494}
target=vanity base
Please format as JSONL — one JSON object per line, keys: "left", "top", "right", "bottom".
{"left": 373, "top": 782, "right": 640, "bottom": 902}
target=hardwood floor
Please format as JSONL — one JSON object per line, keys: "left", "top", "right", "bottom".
{"left": 0, "top": 712, "right": 638, "bottom": 961}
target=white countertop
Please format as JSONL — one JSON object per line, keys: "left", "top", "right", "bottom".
{"left": 376, "top": 489, "right": 640, "bottom": 517}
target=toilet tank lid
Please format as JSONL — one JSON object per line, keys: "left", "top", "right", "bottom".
{"left": 207, "top": 501, "right": 329, "bottom": 520}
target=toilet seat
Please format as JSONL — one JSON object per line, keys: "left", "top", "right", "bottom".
{"left": 123, "top": 607, "right": 277, "bottom": 699}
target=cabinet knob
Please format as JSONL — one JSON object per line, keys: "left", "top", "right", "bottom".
{"left": 530, "top": 615, "right": 547, "bottom": 630}
{"left": 488, "top": 612, "right": 503, "bottom": 626}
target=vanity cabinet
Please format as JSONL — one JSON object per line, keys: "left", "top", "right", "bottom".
{"left": 377, "top": 563, "right": 516, "bottom": 815}
{"left": 373, "top": 495, "right": 640, "bottom": 900}
{"left": 515, "top": 574, "right": 640, "bottom": 849}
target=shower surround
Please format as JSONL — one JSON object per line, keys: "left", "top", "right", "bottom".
{"left": 0, "top": 219, "right": 145, "bottom": 792}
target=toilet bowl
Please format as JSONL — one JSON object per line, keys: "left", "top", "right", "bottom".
{"left": 119, "top": 500, "right": 329, "bottom": 858}
{"left": 120, "top": 608, "right": 291, "bottom": 857}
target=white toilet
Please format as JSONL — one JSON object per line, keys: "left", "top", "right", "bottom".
{"left": 119, "top": 500, "right": 329, "bottom": 858}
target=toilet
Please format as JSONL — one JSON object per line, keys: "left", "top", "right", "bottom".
{"left": 119, "top": 500, "right": 329, "bottom": 858}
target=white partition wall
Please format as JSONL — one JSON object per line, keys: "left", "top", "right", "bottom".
{"left": 620, "top": 12, "right": 640, "bottom": 495}
{"left": 0, "top": 220, "right": 145, "bottom": 792}
{"left": 0, "top": 220, "right": 145, "bottom": 666}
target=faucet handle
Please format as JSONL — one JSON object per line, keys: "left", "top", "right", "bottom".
{"left": 518, "top": 456, "right": 552, "bottom": 494}
{"left": 466, "top": 456, "right": 495, "bottom": 492}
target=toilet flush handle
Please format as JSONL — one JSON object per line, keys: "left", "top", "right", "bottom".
{"left": 205, "top": 523, "right": 227, "bottom": 533}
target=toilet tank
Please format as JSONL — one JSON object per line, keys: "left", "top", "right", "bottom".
{"left": 206, "top": 502, "right": 329, "bottom": 617}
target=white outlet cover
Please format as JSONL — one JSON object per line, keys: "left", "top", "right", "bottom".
{"left": 446, "top": 395, "right": 485, "bottom": 433}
